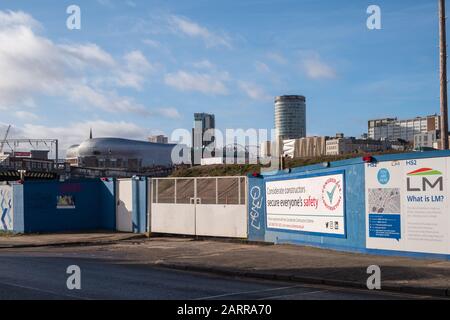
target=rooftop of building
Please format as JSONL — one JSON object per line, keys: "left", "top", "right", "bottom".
{"left": 275, "top": 95, "right": 306, "bottom": 102}
{"left": 368, "top": 114, "right": 440, "bottom": 123}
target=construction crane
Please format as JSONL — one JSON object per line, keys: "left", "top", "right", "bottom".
{"left": 0, "top": 125, "right": 11, "bottom": 154}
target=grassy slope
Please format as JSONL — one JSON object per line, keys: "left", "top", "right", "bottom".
{"left": 171, "top": 151, "right": 407, "bottom": 177}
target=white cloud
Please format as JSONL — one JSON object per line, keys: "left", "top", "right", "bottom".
{"left": 193, "top": 59, "right": 215, "bottom": 70}
{"left": 68, "top": 85, "right": 150, "bottom": 115}
{"left": 14, "top": 111, "right": 40, "bottom": 121}
{"left": 238, "top": 81, "right": 272, "bottom": 101}
{"left": 124, "top": 50, "right": 152, "bottom": 72}
{"left": 168, "top": 15, "right": 231, "bottom": 49}
{"left": 301, "top": 53, "right": 336, "bottom": 80}
{"left": 114, "top": 50, "right": 154, "bottom": 89}
{"left": 142, "top": 38, "right": 162, "bottom": 48}
{"left": 59, "top": 43, "right": 116, "bottom": 68}
{"left": 97, "top": 0, "right": 114, "bottom": 7}
{"left": 165, "top": 70, "right": 229, "bottom": 95}
{"left": 0, "top": 10, "right": 157, "bottom": 115}
{"left": 155, "top": 107, "right": 181, "bottom": 119}
{"left": 255, "top": 61, "right": 271, "bottom": 73}
{"left": 267, "top": 52, "right": 287, "bottom": 65}
{"left": 0, "top": 10, "right": 40, "bottom": 29}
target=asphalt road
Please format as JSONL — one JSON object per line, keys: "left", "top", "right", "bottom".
{"left": 0, "top": 247, "right": 438, "bottom": 300}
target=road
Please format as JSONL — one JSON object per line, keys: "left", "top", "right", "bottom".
{"left": 0, "top": 247, "right": 438, "bottom": 300}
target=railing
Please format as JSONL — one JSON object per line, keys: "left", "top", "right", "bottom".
{"left": 152, "top": 176, "right": 247, "bottom": 205}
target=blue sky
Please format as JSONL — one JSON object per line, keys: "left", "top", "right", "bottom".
{"left": 0, "top": 0, "right": 443, "bottom": 152}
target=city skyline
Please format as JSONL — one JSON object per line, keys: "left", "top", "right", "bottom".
{"left": 0, "top": 0, "right": 445, "bottom": 153}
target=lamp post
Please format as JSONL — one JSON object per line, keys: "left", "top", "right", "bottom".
{"left": 18, "top": 169, "right": 26, "bottom": 183}
{"left": 439, "top": 0, "right": 449, "bottom": 149}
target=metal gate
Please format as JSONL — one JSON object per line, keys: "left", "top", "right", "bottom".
{"left": 150, "top": 177, "right": 247, "bottom": 238}
{"left": 116, "top": 179, "right": 133, "bottom": 232}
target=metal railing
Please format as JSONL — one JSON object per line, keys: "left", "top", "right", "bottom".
{"left": 152, "top": 176, "right": 247, "bottom": 205}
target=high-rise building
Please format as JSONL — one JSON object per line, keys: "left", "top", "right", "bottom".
{"left": 274, "top": 95, "right": 306, "bottom": 141}
{"left": 368, "top": 115, "right": 441, "bottom": 142}
{"left": 148, "top": 135, "right": 168, "bottom": 144}
{"left": 326, "top": 134, "right": 390, "bottom": 156}
{"left": 260, "top": 141, "right": 272, "bottom": 158}
{"left": 192, "top": 113, "right": 215, "bottom": 164}
{"left": 283, "top": 136, "right": 327, "bottom": 159}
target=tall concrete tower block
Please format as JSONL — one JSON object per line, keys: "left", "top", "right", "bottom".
{"left": 274, "top": 95, "right": 306, "bottom": 140}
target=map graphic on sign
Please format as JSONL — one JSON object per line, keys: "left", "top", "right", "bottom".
{"left": 368, "top": 188, "right": 400, "bottom": 214}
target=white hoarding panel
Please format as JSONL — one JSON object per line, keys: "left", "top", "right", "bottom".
{"left": 151, "top": 204, "right": 196, "bottom": 235}
{"left": 116, "top": 179, "right": 133, "bottom": 233}
{"left": 365, "top": 157, "right": 450, "bottom": 255}
{"left": 265, "top": 172, "right": 345, "bottom": 236}
{"left": 196, "top": 204, "right": 247, "bottom": 238}
{"left": 0, "top": 185, "right": 13, "bottom": 231}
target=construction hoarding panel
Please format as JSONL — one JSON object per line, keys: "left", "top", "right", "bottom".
{"left": 265, "top": 172, "right": 346, "bottom": 237}
{"left": 365, "top": 157, "right": 450, "bottom": 255}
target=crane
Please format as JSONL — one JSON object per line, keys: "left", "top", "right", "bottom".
{"left": 0, "top": 125, "right": 11, "bottom": 154}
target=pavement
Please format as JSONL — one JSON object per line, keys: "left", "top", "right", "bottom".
{"left": 0, "top": 232, "right": 144, "bottom": 248}
{"left": 109, "top": 237, "right": 450, "bottom": 298}
{"left": 1, "top": 234, "right": 449, "bottom": 298}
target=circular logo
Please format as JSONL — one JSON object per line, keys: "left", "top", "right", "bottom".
{"left": 321, "top": 178, "right": 342, "bottom": 211}
{"left": 377, "top": 169, "right": 390, "bottom": 185}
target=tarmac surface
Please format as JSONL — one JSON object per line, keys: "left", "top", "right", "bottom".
{"left": 0, "top": 234, "right": 449, "bottom": 298}
{"left": 0, "top": 247, "right": 438, "bottom": 300}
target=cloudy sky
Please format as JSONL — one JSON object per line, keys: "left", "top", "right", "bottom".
{"left": 0, "top": 0, "right": 443, "bottom": 154}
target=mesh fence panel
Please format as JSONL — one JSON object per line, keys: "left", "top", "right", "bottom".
{"left": 152, "top": 177, "right": 246, "bottom": 205}
{"left": 176, "top": 179, "right": 195, "bottom": 204}
{"left": 218, "top": 178, "right": 239, "bottom": 205}
{"left": 197, "top": 178, "right": 217, "bottom": 204}
{"left": 152, "top": 179, "right": 157, "bottom": 203}
{"left": 240, "top": 177, "right": 246, "bottom": 205}
{"left": 157, "top": 179, "right": 175, "bottom": 203}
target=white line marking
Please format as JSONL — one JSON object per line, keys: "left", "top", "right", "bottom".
{"left": 258, "top": 290, "right": 327, "bottom": 300}
{"left": 0, "top": 280, "right": 90, "bottom": 300}
{"left": 195, "top": 284, "right": 313, "bottom": 300}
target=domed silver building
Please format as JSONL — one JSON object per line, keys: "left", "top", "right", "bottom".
{"left": 66, "top": 137, "right": 177, "bottom": 170}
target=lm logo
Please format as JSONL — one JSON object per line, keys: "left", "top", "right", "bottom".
{"left": 407, "top": 168, "right": 443, "bottom": 192}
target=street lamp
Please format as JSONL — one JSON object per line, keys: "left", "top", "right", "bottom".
{"left": 18, "top": 169, "right": 26, "bottom": 182}
{"left": 439, "top": 0, "right": 449, "bottom": 150}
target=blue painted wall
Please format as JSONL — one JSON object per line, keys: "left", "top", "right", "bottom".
{"left": 99, "top": 179, "right": 116, "bottom": 230}
{"left": 132, "top": 177, "right": 148, "bottom": 233}
{"left": 248, "top": 151, "right": 450, "bottom": 260}
{"left": 247, "top": 177, "right": 266, "bottom": 242}
{"left": 17, "top": 179, "right": 116, "bottom": 233}
{"left": 249, "top": 162, "right": 366, "bottom": 251}
{"left": 12, "top": 184, "right": 24, "bottom": 233}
